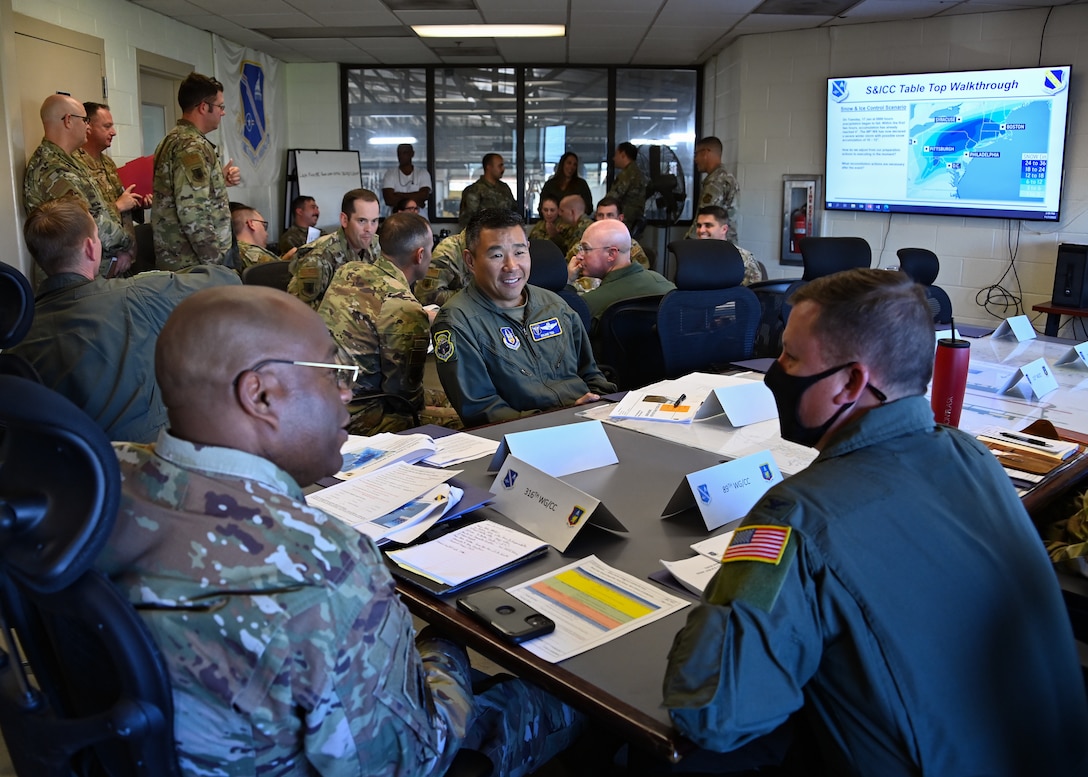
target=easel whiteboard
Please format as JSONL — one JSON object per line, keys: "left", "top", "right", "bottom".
{"left": 284, "top": 149, "right": 362, "bottom": 233}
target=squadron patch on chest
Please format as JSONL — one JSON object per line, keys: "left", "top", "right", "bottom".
{"left": 500, "top": 326, "right": 521, "bottom": 350}
{"left": 529, "top": 317, "right": 562, "bottom": 341}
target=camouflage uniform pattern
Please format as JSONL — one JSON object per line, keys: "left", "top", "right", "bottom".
{"left": 606, "top": 163, "right": 647, "bottom": 225}
{"left": 24, "top": 139, "right": 132, "bottom": 275}
{"left": 151, "top": 120, "right": 231, "bottom": 270}
{"left": 278, "top": 224, "right": 311, "bottom": 256}
{"left": 565, "top": 231, "right": 650, "bottom": 270}
{"left": 414, "top": 230, "right": 467, "bottom": 308}
{"left": 74, "top": 147, "right": 136, "bottom": 248}
{"left": 737, "top": 244, "right": 764, "bottom": 285}
{"left": 318, "top": 257, "right": 431, "bottom": 434}
{"left": 685, "top": 165, "right": 739, "bottom": 241}
{"left": 238, "top": 241, "right": 281, "bottom": 270}
{"left": 557, "top": 215, "right": 594, "bottom": 256}
{"left": 527, "top": 219, "right": 566, "bottom": 248}
{"left": 96, "top": 432, "right": 582, "bottom": 777}
{"left": 457, "top": 178, "right": 516, "bottom": 230}
{"left": 287, "top": 227, "right": 381, "bottom": 309}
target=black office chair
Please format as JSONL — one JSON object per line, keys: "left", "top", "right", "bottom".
{"left": 0, "top": 262, "right": 39, "bottom": 380}
{"left": 782, "top": 236, "right": 873, "bottom": 324}
{"left": 528, "top": 238, "right": 592, "bottom": 332}
{"left": 132, "top": 222, "right": 156, "bottom": 275}
{"left": 593, "top": 294, "right": 666, "bottom": 391}
{"left": 748, "top": 277, "right": 799, "bottom": 359}
{"left": 241, "top": 259, "right": 293, "bottom": 290}
{"left": 0, "top": 374, "right": 182, "bottom": 777}
{"left": 657, "top": 248, "right": 760, "bottom": 377}
{"left": 897, "top": 247, "right": 953, "bottom": 324}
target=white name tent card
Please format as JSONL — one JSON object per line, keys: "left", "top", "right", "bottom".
{"left": 991, "top": 315, "right": 1037, "bottom": 342}
{"left": 997, "top": 356, "right": 1060, "bottom": 398}
{"left": 1055, "top": 341, "right": 1088, "bottom": 369}
{"left": 489, "top": 456, "right": 627, "bottom": 552}
{"left": 487, "top": 420, "right": 618, "bottom": 476}
{"left": 694, "top": 381, "right": 778, "bottom": 426}
{"left": 662, "top": 450, "right": 784, "bottom": 531}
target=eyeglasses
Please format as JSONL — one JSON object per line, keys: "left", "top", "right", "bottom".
{"left": 576, "top": 244, "right": 614, "bottom": 255}
{"left": 232, "top": 359, "right": 359, "bottom": 390}
{"left": 249, "top": 219, "right": 269, "bottom": 229}
{"left": 66, "top": 114, "right": 89, "bottom": 124}
{"left": 204, "top": 100, "right": 226, "bottom": 112}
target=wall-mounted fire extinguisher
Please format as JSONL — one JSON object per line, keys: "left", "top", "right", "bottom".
{"left": 789, "top": 206, "right": 807, "bottom": 254}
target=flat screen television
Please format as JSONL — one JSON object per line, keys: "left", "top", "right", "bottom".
{"left": 824, "top": 65, "right": 1071, "bottom": 221}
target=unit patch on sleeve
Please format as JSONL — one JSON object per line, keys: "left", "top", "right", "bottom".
{"left": 434, "top": 330, "right": 454, "bottom": 362}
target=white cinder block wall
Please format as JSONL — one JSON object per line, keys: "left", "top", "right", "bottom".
{"left": 706, "top": 6, "right": 1088, "bottom": 334}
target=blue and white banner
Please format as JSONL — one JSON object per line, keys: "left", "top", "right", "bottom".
{"left": 213, "top": 35, "right": 283, "bottom": 188}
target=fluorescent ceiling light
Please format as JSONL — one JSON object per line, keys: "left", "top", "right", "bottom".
{"left": 413, "top": 24, "right": 565, "bottom": 38}
{"left": 369, "top": 136, "right": 418, "bottom": 145}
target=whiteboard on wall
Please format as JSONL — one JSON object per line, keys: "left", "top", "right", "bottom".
{"left": 285, "top": 149, "right": 362, "bottom": 233}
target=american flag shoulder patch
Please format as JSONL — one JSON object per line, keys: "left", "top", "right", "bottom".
{"left": 722, "top": 525, "right": 791, "bottom": 565}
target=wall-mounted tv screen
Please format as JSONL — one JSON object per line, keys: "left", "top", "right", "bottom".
{"left": 825, "top": 65, "right": 1071, "bottom": 221}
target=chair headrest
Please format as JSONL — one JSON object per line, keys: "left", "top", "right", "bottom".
{"left": 798, "top": 237, "right": 872, "bottom": 281}
{"left": 896, "top": 248, "right": 940, "bottom": 285}
{"left": 0, "top": 376, "right": 119, "bottom": 593}
{"left": 528, "top": 239, "right": 568, "bottom": 291}
{"left": 0, "top": 262, "right": 34, "bottom": 349}
{"left": 668, "top": 240, "right": 745, "bottom": 290}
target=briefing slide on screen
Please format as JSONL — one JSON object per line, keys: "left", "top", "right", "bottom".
{"left": 825, "top": 66, "right": 1070, "bottom": 219}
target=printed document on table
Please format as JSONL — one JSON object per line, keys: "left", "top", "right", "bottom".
{"left": 308, "top": 462, "right": 459, "bottom": 530}
{"left": 508, "top": 555, "right": 690, "bottom": 662}
{"left": 336, "top": 433, "right": 435, "bottom": 479}
{"left": 386, "top": 520, "right": 546, "bottom": 587}
{"left": 424, "top": 433, "right": 501, "bottom": 467}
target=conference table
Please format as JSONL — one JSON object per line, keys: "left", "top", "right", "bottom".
{"left": 391, "top": 335, "right": 1088, "bottom": 764}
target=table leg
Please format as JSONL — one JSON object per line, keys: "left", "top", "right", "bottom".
{"left": 1045, "top": 313, "right": 1060, "bottom": 338}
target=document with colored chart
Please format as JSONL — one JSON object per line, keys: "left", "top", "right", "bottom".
{"left": 507, "top": 555, "right": 690, "bottom": 662}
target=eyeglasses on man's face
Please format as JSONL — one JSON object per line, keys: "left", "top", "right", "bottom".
{"left": 232, "top": 359, "right": 359, "bottom": 390}
{"left": 576, "top": 244, "right": 613, "bottom": 255}
{"left": 204, "top": 100, "right": 226, "bottom": 112}
{"left": 249, "top": 219, "right": 269, "bottom": 229}
{"left": 66, "top": 114, "right": 89, "bottom": 124}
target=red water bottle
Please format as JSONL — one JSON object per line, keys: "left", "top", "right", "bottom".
{"left": 932, "top": 335, "right": 970, "bottom": 426}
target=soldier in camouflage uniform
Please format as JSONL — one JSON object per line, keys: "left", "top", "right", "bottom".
{"left": 568, "top": 196, "right": 651, "bottom": 270}
{"left": 95, "top": 284, "right": 583, "bottom": 776}
{"left": 527, "top": 193, "right": 566, "bottom": 248}
{"left": 151, "top": 72, "right": 240, "bottom": 271}
{"left": 606, "top": 142, "right": 647, "bottom": 226}
{"left": 413, "top": 229, "right": 467, "bottom": 307}
{"left": 685, "top": 136, "right": 739, "bottom": 242}
{"left": 556, "top": 194, "right": 594, "bottom": 256}
{"left": 458, "top": 153, "right": 515, "bottom": 230}
{"left": 319, "top": 213, "right": 459, "bottom": 434}
{"left": 230, "top": 204, "right": 280, "bottom": 270}
{"left": 277, "top": 194, "right": 321, "bottom": 255}
{"left": 288, "top": 188, "right": 381, "bottom": 309}
{"left": 75, "top": 102, "right": 144, "bottom": 252}
{"left": 24, "top": 94, "right": 133, "bottom": 280}
{"left": 694, "top": 205, "right": 763, "bottom": 285}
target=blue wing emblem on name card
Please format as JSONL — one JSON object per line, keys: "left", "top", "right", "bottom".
{"left": 240, "top": 61, "right": 268, "bottom": 164}
{"left": 698, "top": 484, "right": 711, "bottom": 504}
{"left": 503, "top": 469, "right": 518, "bottom": 489}
{"left": 760, "top": 463, "right": 773, "bottom": 481}
{"left": 831, "top": 79, "right": 849, "bottom": 103}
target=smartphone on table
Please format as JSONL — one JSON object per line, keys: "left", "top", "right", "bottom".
{"left": 456, "top": 586, "right": 555, "bottom": 643}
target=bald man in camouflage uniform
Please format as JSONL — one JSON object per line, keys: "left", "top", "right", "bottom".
{"left": 152, "top": 72, "right": 240, "bottom": 271}
{"left": 96, "top": 284, "right": 582, "bottom": 777}
{"left": 24, "top": 93, "right": 133, "bottom": 279}
{"left": 288, "top": 188, "right": 381, "bottom": 309}
{"left": 319, "top": 213, "right": 459, "bottom": 434}
{"left": 458, "top": 153, "right": 515, "bottom": 230}
{"left": 685, "top": 136, "right": 739, "bottom": 242}
{"left": 556, "top": 194, "right": 594, "bottom": 256}
{"left": 413, "top": 229, "right": 467, "bottom": 307}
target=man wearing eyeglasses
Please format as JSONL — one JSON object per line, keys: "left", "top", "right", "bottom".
{"left": 230, "top": 204, "right": 280, "bottom": 270}
{"left": 567, "top": 219, "right": 674, "bottom": 327}
{"left": 24, "top": 93, "right": 134, "bottom": 281}
{"left": 96, "top": 283, "right": 583, "bottom": 776}
{"left": 152, "top": 71, "right": 242, "bottom": 271}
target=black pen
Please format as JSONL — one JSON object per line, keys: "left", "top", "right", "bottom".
{"left": 671, "top": 393, "right": 687, "bottom": 408}
{"left": 999, "top": 431, "right": 1056, "bottom": 450}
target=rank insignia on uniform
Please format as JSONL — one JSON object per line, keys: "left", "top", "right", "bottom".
{"left": 698, "top": 484, "right": 711, "bottom": 504}
{"left": 722, "top": 525, "right": 791, "bottom": 565}
{"left": 503, "top": 469, "right": 518, "bottom": 489}
{"left": 760, "top": 463, "right": 774, "bottom": 481}
{"left": 529, "top": 317, "right": 562, "bottom": 341}
{"left": 500, "top": 326, "right": 521, "bottom": 350}
{"left": 434, "top": 330, "right": 454, "bottom": 362}
{"left": 567, "top": 506, "right": 585, "bottom": 526}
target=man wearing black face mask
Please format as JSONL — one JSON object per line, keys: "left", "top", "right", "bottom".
{"left": 663, "top": 269, "right": 1087, "bottom": 775}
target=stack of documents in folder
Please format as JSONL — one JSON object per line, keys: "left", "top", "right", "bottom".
{"left": 976, "top": 427, "right": 1080, "bottom": 476}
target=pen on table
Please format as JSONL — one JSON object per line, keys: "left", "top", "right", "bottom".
{"left": 670, "top": 393, "right": 687, "bottom": 409}
{"left": 999, "top": 431, "right": 1056, "bottom": 450}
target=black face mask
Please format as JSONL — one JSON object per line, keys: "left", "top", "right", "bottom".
{"left": 764, "top": 360, "right": 857, "bottom": 448}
